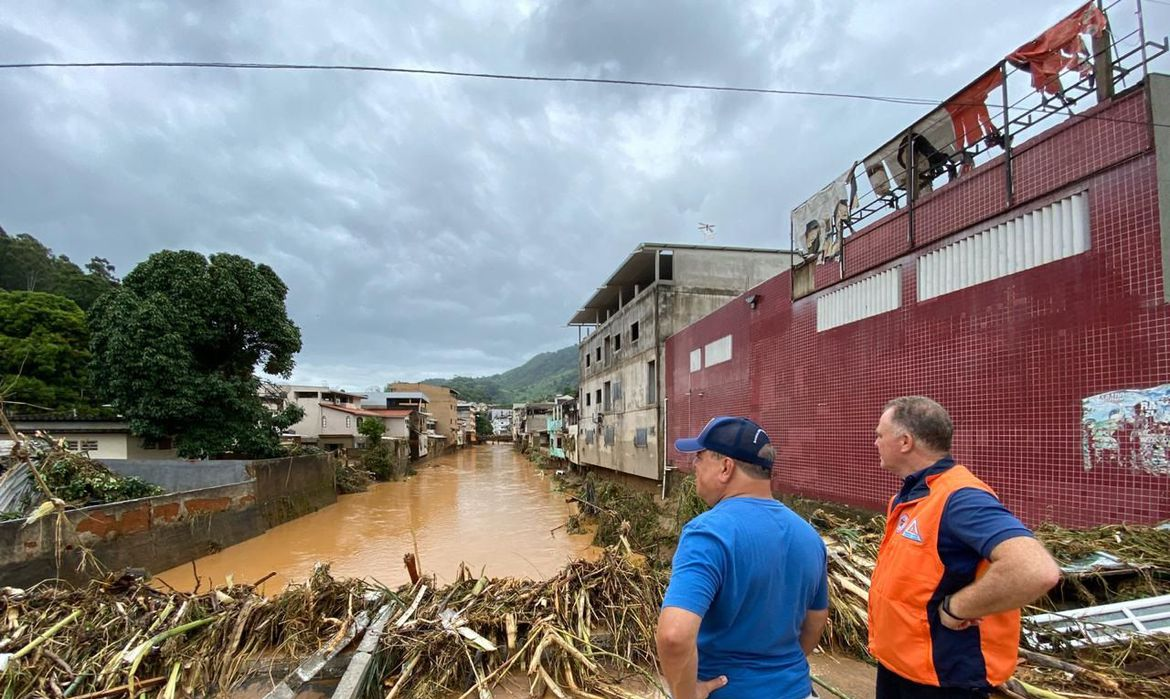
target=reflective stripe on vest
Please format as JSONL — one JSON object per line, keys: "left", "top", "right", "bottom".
{"left": 867, "top": 465, "right": 1021, "bottom": 688}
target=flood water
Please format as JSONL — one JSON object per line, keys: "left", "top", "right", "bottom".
{"left": 156, "top": 444, "right": 598, "bottom": 593}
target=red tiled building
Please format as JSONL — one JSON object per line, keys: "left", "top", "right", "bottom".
{"left": 666, "top": 75, "right": 1170, "bottom": 527}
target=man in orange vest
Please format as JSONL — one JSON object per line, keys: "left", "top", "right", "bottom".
{"left": 868, "top": 396, "right": 1061, "bottom": 698}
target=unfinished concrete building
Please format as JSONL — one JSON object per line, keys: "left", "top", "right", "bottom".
{"left": 568, "top": 243, "right": 796, "bottom": 480}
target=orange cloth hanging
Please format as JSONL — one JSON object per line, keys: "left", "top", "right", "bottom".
{"left": 944, "top": 68, "right": 1004, "bottom": 155}
{"left": 1007, "top": 2, "right": 1107, "bottom": 95}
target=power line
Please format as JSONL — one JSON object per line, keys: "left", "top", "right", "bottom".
{"left": 1, "top": 59, "right": 1167, "bottom": 129}
{"left": 0, "top": 60, "right": 945, "bottom": 106}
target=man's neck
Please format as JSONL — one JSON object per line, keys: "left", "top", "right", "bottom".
{"left": 895, "top": 452, "right": 950, "bottom": 479}
{"left": 721, "top": 479, "right": 774, "bottom": 501}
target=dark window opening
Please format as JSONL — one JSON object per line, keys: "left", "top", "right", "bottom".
{"left": 659, "top": 250, "right": 674, "bottom": 281}
{"left": 631, "top": 321, "right": 640, "bottom": 343}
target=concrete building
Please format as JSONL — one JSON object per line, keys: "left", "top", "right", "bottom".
{"left": 456, "top": 401, "right": 476, "bottom": 446}
{"left": 514, "top": 402, "right": 553, "bottom": 453}
{"left": 568, "top": 243, "right": 796, "bottom": 480}
{"left": 269, "top": 384, "right": 366, "bottom": 451}
{"left": 548, "top": 395, "right": 578, "bottom": 461}
{"left": 363, "top": 392, "right": 434, "bottom": 459}
{"left": 488, "top": 407, "right": 512, "bottom": 436}
{"left": 388, "top": 383, "right": 460, "bottom": 445}
{"left": 7, "top": 415, "right": 180, "bottom": 460}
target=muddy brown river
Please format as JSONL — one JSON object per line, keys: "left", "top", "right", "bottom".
{"left": 156, "top": 444, "right": 598, "bottom": 593}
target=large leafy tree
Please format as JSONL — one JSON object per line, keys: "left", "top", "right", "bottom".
{"left": 0, "top": 290, "right": 92, "bottom": 411}
{"left": 88, "top": 251, "right": 304, "bottom": 458}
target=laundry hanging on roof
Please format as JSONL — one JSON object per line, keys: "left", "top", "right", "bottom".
{"left": 790, "top": 165, "right": 857, "bottom": 264}
{"left": 1007, "top": 2, "right": 1108, "bottom": 97}
{"left": 864, "top": 106, "right": 959, "bottom": 202}
{"left": 944, "top": 67, "right": 1004, "bottom": 174}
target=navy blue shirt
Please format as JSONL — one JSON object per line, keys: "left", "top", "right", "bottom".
{"left": 893, "top": 457, "right": 1034, "bottom": 568}
{"left": 663, "top": 497, "right": 828, "bottom": 699}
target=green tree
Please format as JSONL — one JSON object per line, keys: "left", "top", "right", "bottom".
{"left": 475, "top": 412, "right": 493, "bottom": 437}
{"left": 88, "top": 250, "right": 303, "bottom": 458}
{"left": 0, "top": 232, "right": 119, "bottom": 310}
{"left": 0, "top": 290, "right": 92, "bottom": 411}
{"left": 358, "top": 416, "right": 385, "bottom": 443}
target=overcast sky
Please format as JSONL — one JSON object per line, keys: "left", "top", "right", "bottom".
{"left": 2, "top": 1, "right": 1166, "bottom": 390}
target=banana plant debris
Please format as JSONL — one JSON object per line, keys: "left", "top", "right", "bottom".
{"left": 0, "top": 544, "right": 665, "bottom": 699}
{"left": 2, "top": 442, "right": 1169, "bottom": 698}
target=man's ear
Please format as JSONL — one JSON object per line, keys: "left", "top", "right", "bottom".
{"left": 719, "top": 456, "right": 736, "bottom": 482}
{"left": 900, "top": 433, "right": 914, "bottom": 454}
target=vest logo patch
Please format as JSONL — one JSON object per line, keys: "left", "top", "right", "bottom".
{"left": 900, "top": 518, "right": 923, "bottom": 543}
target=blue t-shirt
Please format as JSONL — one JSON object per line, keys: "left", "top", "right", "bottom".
{"left": 662, "top": 497, "right": 829, "bottom": 699}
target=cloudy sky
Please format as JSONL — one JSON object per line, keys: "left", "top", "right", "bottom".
{"left": 2, "top": 1, "right": 1166, "bottom": 390}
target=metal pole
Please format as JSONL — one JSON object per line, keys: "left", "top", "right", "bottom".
{"left": 907, "top": 131, "right": 916, "bottom": 249}
{"left": 1000, "top": 61, "right": 1014, "bottom": 205}
{"left": 1137, "top": 0, "right": 1150, "bottom": 80}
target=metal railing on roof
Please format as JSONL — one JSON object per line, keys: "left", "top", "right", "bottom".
{"left": 792, "top": 0, "right": 1168, "bottom": 267}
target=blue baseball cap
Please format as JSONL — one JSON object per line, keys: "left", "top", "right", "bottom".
{"left": 675, "top": 416, "right": 773, "bottom": 469}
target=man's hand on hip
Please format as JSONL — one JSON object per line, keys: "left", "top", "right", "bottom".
{"left": 695, "top": 675, "right": 727, "bottom": 698}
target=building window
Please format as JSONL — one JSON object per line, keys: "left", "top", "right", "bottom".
{"left": 634, "top": 428, "right": 648, "bottom": 448}
{"left": 80, "top": 440, "right": 98, "bottom": 452}
{"left": 658, "top": 250, "right": 673, "bottom": 281}
{"left": 614, "top": 332, "right": 622, "bottom": 352}
{"left": 603, "top": 381, "right": 612, "bottom": 411}
{"left": 586, "top": 353, "right": 591, "bottom": 368}
{"left": 345, "top": 416, "right": 351, "bottom": 428}
{"left": 631, "top": 321, "right": 639, "bottom": 343}
{"left": 322, "top": 415, "right": 328, "bottom": 429}
{"left": 604, "top": 336, "right": 612, "bottom": 361}
{"left": 596, "top": 389, "right": 602, "bottom": 407}
{"left": 705, "top": 335, "right": 733, "bottom": 367}
{"left": 596, "top": 347, "right": 601, "bottom": 362}
{"left": 64, "top": 440, "right": 80, "bottom": 452}
{"left": 647, "top": 360, "right": 657, "bottom": 403}
{"left": 690, "top": 348, "right": 702, "bottom": 373}
{"left": 585, "top": 393, "right": 591, "bottom": 407}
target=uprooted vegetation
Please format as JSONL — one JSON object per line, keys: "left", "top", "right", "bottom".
{"left": 0, "top": 548, "right": 665, "bottom": 699}
{"left": 0, "top": 432, "right": 165, "bottom": 521}
{"left": 562, "top": 470, "right": 1170, "bottom": 699}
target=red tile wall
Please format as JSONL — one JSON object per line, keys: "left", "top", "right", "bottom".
{"left": 665, "top": 87, "right": 1168, "bottom": 527}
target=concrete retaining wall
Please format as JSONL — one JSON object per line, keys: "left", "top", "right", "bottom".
{"left": 101, "top": 459, "right": 251, "bottom": 491}
{"left": 0, "top": 454, "right": 337, "bottom": 587}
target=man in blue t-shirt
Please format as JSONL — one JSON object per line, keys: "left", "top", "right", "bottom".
{"left": 657, "top": 416, "right": 829, "bottom": 699}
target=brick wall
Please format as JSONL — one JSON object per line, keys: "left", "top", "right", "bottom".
{"left": 0, "top": 454, "right": 337, "bottom": 587}
{"left": 666, "top": 84, "right": 1169, "bottom": 527}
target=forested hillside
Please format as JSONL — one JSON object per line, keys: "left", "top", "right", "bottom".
{"left": 422, "top": 345, "right": 578, "bottom": 404}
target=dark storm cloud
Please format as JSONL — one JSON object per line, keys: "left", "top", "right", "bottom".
{"left": 2, "top": 1, "right": 1166, "bottom": 388}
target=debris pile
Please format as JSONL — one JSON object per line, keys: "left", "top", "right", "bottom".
{"left": 809, "top": 504, "right": 1170, "bottom": 699}
{"left": 0, "top": 432, "right": 164, "bottom": 520}
{"left": 0, "top": 546, "right": 666, "bottom": 699}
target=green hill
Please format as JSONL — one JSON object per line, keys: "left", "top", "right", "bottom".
{"left": 422, "top": 345, "right": 579, "bottom": 404}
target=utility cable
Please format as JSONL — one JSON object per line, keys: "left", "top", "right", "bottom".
{"left": 1, "top": 59, "right": 1167, "bottom": 128}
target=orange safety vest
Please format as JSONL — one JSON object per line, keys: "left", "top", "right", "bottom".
{"left": 867, "top": 465, "right": 1020, "bottom": 689}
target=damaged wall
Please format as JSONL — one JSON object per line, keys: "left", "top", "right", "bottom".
{"left": 0, "top": 454, "right": 337, "bottom": 587}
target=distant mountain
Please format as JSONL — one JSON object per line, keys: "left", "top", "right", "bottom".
{"left": 422, "top": 345, "right": 578, "bottom": 404}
